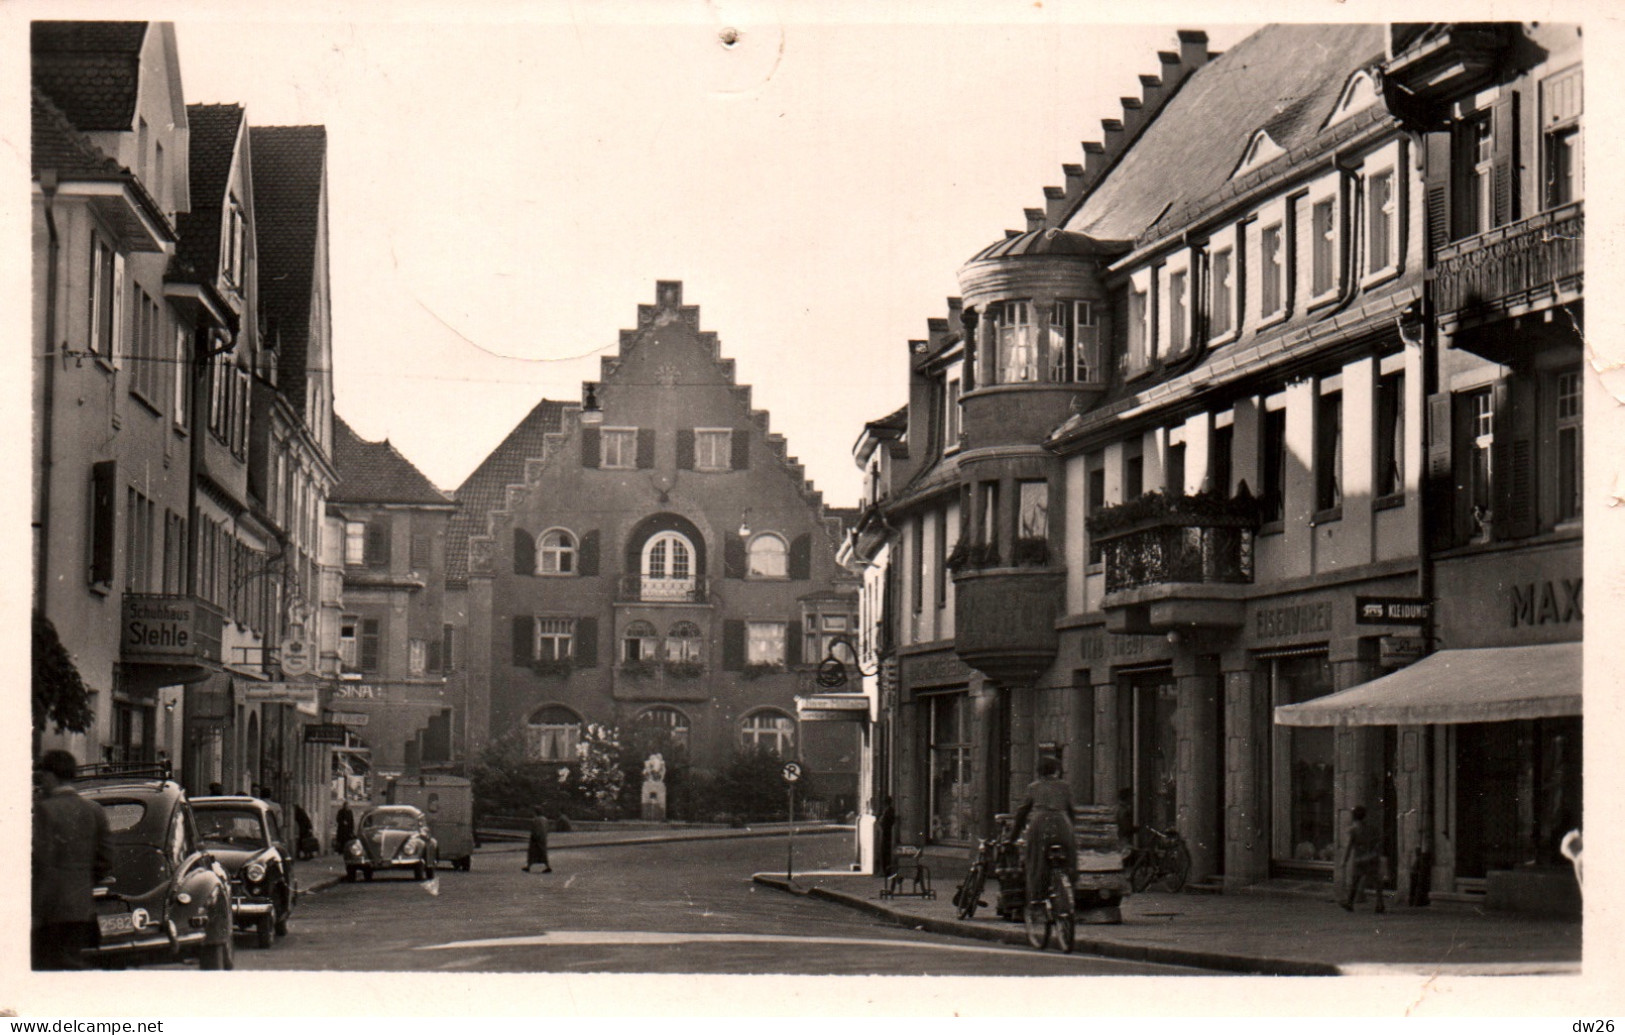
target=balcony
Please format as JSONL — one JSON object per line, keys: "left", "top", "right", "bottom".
{"left": 1382, "top": 24, "right": 1512, "bottom": 121}
{"left": 120, "top": 593, "right": 226, "bottom": 685}
{"left": 1435, "top": 202, "right": 1583, "bottom": 338}
{"left": 952, "top": 564, "right": 1064, "bottom": 688}
{"left": 1092, "top": 493, "right": 1257, "bottom": 633}
{"left": 616, "top": 574, "right": 709, "bottom": 604}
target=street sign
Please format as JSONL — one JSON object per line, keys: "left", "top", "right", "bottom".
{"left": 782, "top": 762, "right": 802, "bottom": 784}
{"left": 1355, "top": 596, "right": 1432, "bottom": 626}
{"left": 796, "top": 693, "right": 870, "bottom": 723}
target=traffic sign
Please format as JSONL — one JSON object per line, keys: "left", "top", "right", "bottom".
{"left": 781, "top": 762, "right": 802, "bottom": 784}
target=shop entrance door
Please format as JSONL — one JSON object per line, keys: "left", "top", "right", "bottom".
{"left": 1122, "top": 670, "right": 1178, "bottom": 837}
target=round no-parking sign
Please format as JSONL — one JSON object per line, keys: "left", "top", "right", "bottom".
{"left": 781, "top": 762, "right": 802, "bottom": 784}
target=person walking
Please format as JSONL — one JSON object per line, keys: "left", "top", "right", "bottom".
{"left": 335, "top": 800, "right": 355, "bottom": 854}
{"left": 1013, "top": 757, "right": 1077, "bottom": 907}
{"left": 523, "top": 806, "right": 552, "bottom": 873}
{"left": 1340, "top": 804, "right": 1386, "bottom": 913}
{"left": 32, "top": 750, "right": 112, "bottom": 970}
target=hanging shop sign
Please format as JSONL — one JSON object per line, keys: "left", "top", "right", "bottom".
{"left": 327, "top": 711, "right": 370, "bottom": 727}
{"left": 304, "top": 724, "right": 348, "bottom": 744}
{"left": 243, "top": 683, "right": 320, "bottom": 707}
{"left": 795, "top": 693, "right": 870, "bottom": 723}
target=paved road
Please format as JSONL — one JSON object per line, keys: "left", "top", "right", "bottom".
{"left": 234, "top": 832, "right": 1211, "bottom": 975}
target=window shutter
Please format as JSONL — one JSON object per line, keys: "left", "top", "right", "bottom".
{"left": 788, "top": 533, "right": 812, "bottom": 580}
{"left": 724, "top": 536, "right": 746, "bottom": 579}
{"left": 732, "top": 429, "right": 750, "bottom": 469}
{"left": 581, "top": 427, "right": 600, "bottom": 468}
{"left": 513, "top": 528, "right": 535, "bottom": 574}
{"left": 1491, "top": 91, "right": 1520, "bottom": 229}
{"left": 1426, "top": 392, "right": 1454, "bottom": 550}
{"left": 511, "top": 615, "right": 534, "bottom": 666}
{"left": 722, "top": 619, "right": 745, "bottom": 670}
{"left": 575, "top": 616, "right": 598, "bottom": 668}
{"left": 637, "top": 428, "right": 656, "bottom": 469}
{"left": 578, "top": 529, "right": 600, "bottom": 576}
{"left": 1424, "top": 131, "right": 1453, "bottom": 253}
{"left": 786, "top": 618, "right": 802, "bottom": 667}
{"left": 676, "top": 429, "right": 695, "bottom": 470}
{"left": 1499, "top": 376, "right": 1539, "bottom": 539}
{"left": 90, "top": 459, "right": 117, "bottom": 585}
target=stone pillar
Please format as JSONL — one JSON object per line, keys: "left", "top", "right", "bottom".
{"left": 1068, "top": 676, "right": 1096, "bottom": 805}
{"left": 1092, "top": 675, "right": 1119, "bottom": 810}
{"left": 1174, "top": 651, "right": 1221, "bottom": 882}
{"left": 1394, "top": 724, "right": 1430, "bottom": 903}
{"left": 1223, "top": 660, "right": 1269, "bottom": 887}
{"left": 1331, "top": 647, "right": 1385, "bottom": 891}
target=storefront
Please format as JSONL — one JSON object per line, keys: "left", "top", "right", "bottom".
{"left": 897, "top": 647, "right": 984, "bottom": 848}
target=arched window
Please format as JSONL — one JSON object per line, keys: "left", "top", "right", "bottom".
{"left": 526, "top": 705, "right": 583, "bottom": 762}
{"left": 665, "top": 620, "right": 703, "bottom": 663}
{"left": 747, "top": 532, "right": 788, "bottom": 578}
{"left": 740, "top": 708, "right": 796, "bottom": 756}
{"left": 640, "top": 530, "right": 695, "bottom": 600}
{"left": 635, "top": 706, "right": 691, "bottom": 752}
{"left": 623, "top": 620, "right": 659, "bottom": 662}
{"left": 538, "top": 529, "right": 576, "bottom": 575}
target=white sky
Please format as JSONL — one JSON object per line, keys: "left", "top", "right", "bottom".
{"left": 155, "top": 6, "right": 1263, "bottom": 505}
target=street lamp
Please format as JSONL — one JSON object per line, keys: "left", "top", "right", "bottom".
{"left": 580, "top": 382, "right": 603, "bottom": 426}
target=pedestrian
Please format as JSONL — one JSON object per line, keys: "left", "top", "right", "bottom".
{"left": 335, "top": 800, "right": 355, "bottom": 854}
{"left": 32, "top": 750, "right": 112, "bottom": 970}
{"left": 1012, "top": 757, "right": 1077, "bottom": 907}
{"left": 876, "top": 797, "right": 897, "bottom": 879}
{"left": 1340, "top": 804, "right": 1386, "bottom": 913}
{"left": 293, "top": 803, "right": 316, "bottom": 860}
{"left": 523, "top": 806, "right": 552, "bottom": 873}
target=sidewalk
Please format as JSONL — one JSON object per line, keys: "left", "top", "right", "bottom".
{"left": 752, "top": 869, "right": 1583, "bottom": 976}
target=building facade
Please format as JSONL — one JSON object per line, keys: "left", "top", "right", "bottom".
{"left": 328, "top": 416, "right": 457, "bottom": 778}
{"left": 458, "top": 282, "right": 860, "bottom": 816}
{"left": 863, "top": 23, "right": 1581, "bottom": 911}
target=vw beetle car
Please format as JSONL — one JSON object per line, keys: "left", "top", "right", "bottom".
{"left": 345, "top": 804, "right": 438, "bottom": 881}
{"left": 191, "top": 796, "right": 294, "bottom": 948}
{"left": 80, "top": 769, "right": 235, "bottom": 969}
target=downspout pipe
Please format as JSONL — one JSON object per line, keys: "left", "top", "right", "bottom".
{"left": 36, "top": 170, "right": 60, "bottom": 622}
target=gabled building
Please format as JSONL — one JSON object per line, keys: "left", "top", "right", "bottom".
{"left": 31, "top": 22, "right": 191, "bottom": 766}
{"left": 328, "top": 417, "right": 457, "bottom": 778}
{"left": 458, "top": 282, "right": 860, "bottom": 816}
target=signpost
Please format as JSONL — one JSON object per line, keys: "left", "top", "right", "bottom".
{"left": 782, "top": 762, "right": 801, "bottom": 881}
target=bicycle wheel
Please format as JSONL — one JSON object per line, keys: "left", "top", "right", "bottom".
{"left": 1023, "top": 901, "right": 1051, "bottom": 950}
{"left": 1129, "top": 853, "right": 1155, "bottom": 893}
{"left": 1162, "top": 841, "right": 1192, "bottom": 893}
{"left": 1050, "top": 871, "right": 1076, "bottom": 954}
{"left": 955, "top": 862, "right": 987, "bottom": 920}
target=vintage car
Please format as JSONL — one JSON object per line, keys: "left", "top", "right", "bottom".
{"left": 80, "top": 771, "right": 235, "bottom": 969}
{"left": 345, "top": 804, "right": 439, "bottom": 881}
{"left": 191, "top": 796, "right": 295, "bottom": 948}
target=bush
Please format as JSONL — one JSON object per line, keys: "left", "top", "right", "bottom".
{"left": 467, "top": 731, "right": 575, "bottom": 821}
{"left": 712, "top": 747, "right": 816, "bottom": 822}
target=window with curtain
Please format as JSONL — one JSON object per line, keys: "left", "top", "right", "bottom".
{"left": 526, "top": 705, "right": 583, "bottom": 762}
{"left": 740, "top": 709, "right": 795, "bottom": 755}
{"left": 747, "top": 532, "right": 787, "bottom": 578}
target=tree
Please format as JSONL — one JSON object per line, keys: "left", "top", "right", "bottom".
{"left": 34, "top": 611, "right": 93, "bottom": 736}
{"left": 575, "top": 723, "right": 626, "bottom": 819}
{"left": 467, "top": 730, "right": 573, "bottom": 819}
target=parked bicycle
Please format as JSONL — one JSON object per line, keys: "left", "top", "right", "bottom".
{"left": 1022, "top": 840, "right": 1076, "bottom": 954}
{"left": 952, "top": 814, "right": 1016, "bottom": 920}
{"left": 1127, "top": 825, "right": 1191, "bottom": 893}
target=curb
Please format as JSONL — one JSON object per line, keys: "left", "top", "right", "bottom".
{"left": 752, "top": 874, "right": 1341, "bottom": 976}
{"left": 300, "top": 824, "right": 843, "bottom": 898}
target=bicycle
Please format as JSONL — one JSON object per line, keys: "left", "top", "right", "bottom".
{"left": 1127, "top": 825, "right": 1191, "bottom": 893}
{"left": 1022, "top": 840, "right": 1076, "bottom": 954}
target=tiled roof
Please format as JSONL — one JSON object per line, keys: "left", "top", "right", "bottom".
{"left": 445, "top": 400, "right": 568, "bottom": 586}
{"left": 330, "top": 415, "right": 451, "bottom": 507}
{"left": 31, "top": 21, "right": 148, "bottom": 131}
{"left": 250, "top": 125, "right": 326, "bottom": 402}
{"left": 171, "top": 105, "right": 244, "bottom": 284}
{"left": 31, "top": 86, "right": 122, "bottom": 177}
{"left": 1067, "top": 23, "right": 1386, "bottom": 243}
{"left": 867, "top": 405, "right": 908, "bottom": 433}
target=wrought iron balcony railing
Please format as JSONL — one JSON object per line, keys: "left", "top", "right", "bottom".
{"left": 615, "top": 574, "right": 709, "bottom": 604}
{"left": 1099, "top": 518, "right": 1255, "bottom": 594}
{"left": 1434, "top": 202, "right": 1583, "bottom": 320}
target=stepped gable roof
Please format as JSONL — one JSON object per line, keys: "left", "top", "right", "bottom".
{"left": 250, "top": 125, "right": 326, "bottom": 394}
{"left": 446, "top": 400, "right": 568, "bottom": 586}
{"left": 330, "top": 415, "right": 450, "bottom": 507}
{"left": 1068, "top": 23, "right": 1386, "bottom": 244}
{"left": 171, "top": 105, "right": 245, "bottom": 283}
{"left": 31, "top": 21, "right": 149, "bottom": 131}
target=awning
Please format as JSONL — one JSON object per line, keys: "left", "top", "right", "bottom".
{"left": 1274, "top": 642, "right": 1581, "bottom": 727}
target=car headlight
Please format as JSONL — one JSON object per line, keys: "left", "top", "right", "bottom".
{"left": 401, "top": 837, "right": 422, "bottom": 858}
{"left": 244, "top": 861, "right": 267, "bottom": 884}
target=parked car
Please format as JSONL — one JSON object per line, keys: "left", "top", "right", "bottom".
{"left": 191, "top": 796, "right": 295, "bottom": 948}
{"left": 345, "top": 804, "right": 438, "bottom": 881}
{"left": 80, "top": 771, "right": 235, "bottom": 969}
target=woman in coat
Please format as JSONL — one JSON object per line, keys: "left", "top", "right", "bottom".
{"left": 524, "top": 806, "right": 552, "bottom": 873}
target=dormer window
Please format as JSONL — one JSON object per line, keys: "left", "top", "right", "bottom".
{"left": 1325, "top": 70, "right": 1379, "bottom": 129}
{"left": 1233, "top": 129, "right": 1285, "bottom": 178}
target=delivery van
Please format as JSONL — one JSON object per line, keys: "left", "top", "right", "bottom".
{"left": 385, "top": 773, "right": 475, "bottom": 871}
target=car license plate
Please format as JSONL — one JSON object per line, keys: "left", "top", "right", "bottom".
{"left": 97, "top": 912, "right": 134, "bottom": 937}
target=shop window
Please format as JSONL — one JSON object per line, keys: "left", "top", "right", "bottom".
{"left": 526, "top": 705, "right": 582, "bottom": 763}
{"left": 927, "top": 692, "right": 973, "bottom": 843}
{"left": 740, "top": 709, "right": 795, "bottom": 755}
{"left": 746, "top": 532, "right": 787, "bottom": 578}
{"left": 1268, "top": 653, "right": 1335, "bottom": 866}
{"left": 538, "top": 529, "right": 576, "bottom": 575}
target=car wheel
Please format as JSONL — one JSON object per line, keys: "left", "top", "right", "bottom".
{"left": 255, "top": 914, "right": 274, "bottom": 949}
{"left": 414, "top": 862, "right": 427, "bottom": 882}
{"left": 275, "top": 890, "right": 290, "bottom": 937}
{"left": 364, "top": 868, "right": 374, "bottom": 882}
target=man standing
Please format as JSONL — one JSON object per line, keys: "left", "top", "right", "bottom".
{"left": 335, "top": 800, "right": 356, "bottom": 854}
{"left": 1340, "top": 804, "right": 1386, "bottom": 913}
{"left": 32, "top": 750, "right": 112, "bottom": 969}
{"left": 523, "top": 806, "right": 552, "bottom": 873}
